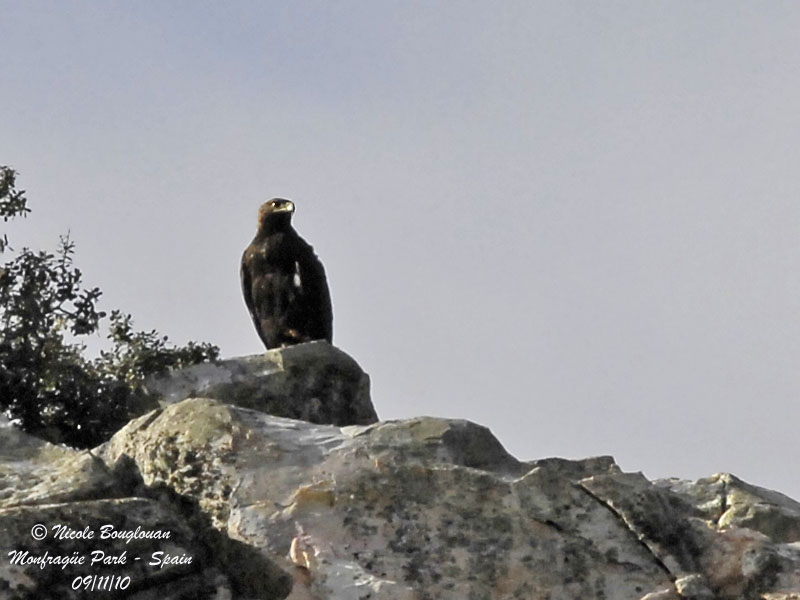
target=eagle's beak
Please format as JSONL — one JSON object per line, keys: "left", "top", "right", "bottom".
{"left": 274, "top": 200, "right": 295, "bottom": 213}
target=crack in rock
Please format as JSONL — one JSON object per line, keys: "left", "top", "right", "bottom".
{"left": 577, "top": 481, "right": 676, "bottom": 582}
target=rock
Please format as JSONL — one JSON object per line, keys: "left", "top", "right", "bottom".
{"left": 674, "top": 573, "right": 714, "bottom": 599}
{"left": 3, "top": 497, "right": 209, "bottom": 598}
{"left": 0, "top": 418, "right": 125, "bottom": 508}
{"left": 658, "top": 473, "right": 800, "bottom": 543}
{"left": 95, "top": 399, "right": 788, "bottom": 600}
{"left": 581, "top": 470, "right": 800, "bottom": 599}
{"left": 4, "top": 350, "right": 800, "bottom": 599}
{"left": 143, "top": 342, "right": 377, "bottom": 426}
{"left": 639, "top": 589, "right": 681, "bottom": 600}
{"left": 96, "top": 397, "right": 800, "bottom": 600}
{"left": 103, "top": 399, "right": 672, "bottom": 599}
{"left": 579, "top": 471, "right": 707, "bottom": 576}
{"left": 0, "top": 419, "right": 292, "bottom": 600}
{"left": 656, "top": 473, "right": 800, "bottom": 597}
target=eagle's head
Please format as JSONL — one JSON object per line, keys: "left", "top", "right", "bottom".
{"left": 258, "top": 198, "right": 295, "bottom": 232}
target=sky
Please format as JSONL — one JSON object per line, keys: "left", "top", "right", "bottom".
{"left": 2, "top": 2, "right": 799, "bottom": 501}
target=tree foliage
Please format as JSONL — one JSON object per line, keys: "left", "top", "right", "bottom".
{"left": 0, "top": 166, "right": 219, "bottom": 447}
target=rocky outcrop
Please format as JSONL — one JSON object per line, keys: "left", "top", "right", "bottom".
{"left": 2, "top": 345, "right": 799, "bottom": 599}
{"left": 0, "top": 414, "right": 292, "bottom": 600}
{"left": 143, "top": 341, "right": 376, "bottom": 427}
{"left": 96, "top": 398, "right": 800, "bottom": 600}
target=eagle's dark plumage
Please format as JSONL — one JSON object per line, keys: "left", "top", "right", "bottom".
{"left": 241, "top": 199, "right": 333, "bottom": 349}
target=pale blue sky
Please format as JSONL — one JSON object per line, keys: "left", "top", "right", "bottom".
{"left": 2, "top": 2, "right": 800, "bottom": 500}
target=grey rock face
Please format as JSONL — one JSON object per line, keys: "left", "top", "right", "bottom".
{"left": 144, "top": 341, "right": 377, "bottom": 426}
{"left": 3, "top": 348, "right": 800, "bottom": 599}
{"left": 0, "top": 419, "right": 292, "bottom": 600}
{"left": 100, "top": 398, "right": 800, "bottom": 600}
{"left": 658, "top": 473, "right": 800, "bottom": 543}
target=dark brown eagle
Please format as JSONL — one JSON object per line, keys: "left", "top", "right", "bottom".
{"left": 240, "top": 199, "right": 333, "bottom": 349}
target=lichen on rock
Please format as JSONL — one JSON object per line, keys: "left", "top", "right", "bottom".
{"left": 2, "top": 346, "right": 800, "bottom": 599}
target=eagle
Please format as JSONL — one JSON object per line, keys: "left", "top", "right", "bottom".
{"left": 240, "top": 199, "right": 333, "bottom": 349}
